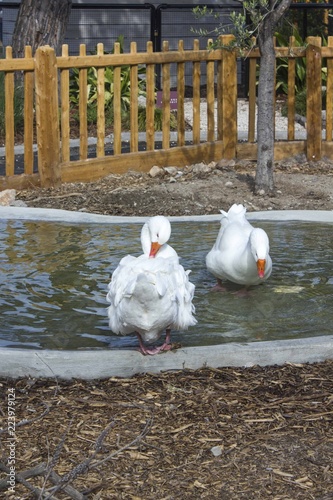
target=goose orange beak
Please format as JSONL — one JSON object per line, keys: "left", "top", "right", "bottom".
{"left": 257, "top": 259, "right": 266, "bottom": 278}
{"left": 149, "top": 241, "right": 162, "bottom": 258}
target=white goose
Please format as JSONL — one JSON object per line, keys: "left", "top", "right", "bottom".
{"left": 107, "top": 215, "right": 197, "bottom": 355}
{"left": 206, "top": 204, "right": 272, "bottom": 288}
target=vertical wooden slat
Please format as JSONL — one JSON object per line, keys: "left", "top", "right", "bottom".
{"left": 130, "top": 42, "right": 138, "bottom": 153}
{"left": 326, "top": 37, "right": 333, "bottom": 141}
{"left": 113, "top": 43, "right": 122, "bottom": 155}
{"left": 216, "top": 46, "right": 223, "bottom": 141}
{"left": 162, "top": 41, "right": 171, "bottom": 150}
{"left": 146, "top": 41, "right": 155, "bottom": 151}
{"left": 177, "top": 40, "right": 185, "bottom": 147}
{"left": 306, "top": 36, "right": 322, "bottom": 161}
{"left": 60, "top": 44, "right": 70, "bottom": 163}
{"left": 35, "top": 45, "right": 61, "bottom": 187}
{"left": 97, "top": 43, "right": 105, "bottom": 158}
{"left": 220, "top": 35, "right": 237, "bottom": 159}
{"left": 248, "top": 53, "right": 257, "bottom": 143}
{"left": 192, "top": 39, "right": 201, "bottom": 145}
{"left": 273, "top": 36, "right": 277, "bottom": 138}
{"left": 79, "top": 44, "right": 88, "bottom": 160}
{"left": 206, "top": 40, "right": 215, "bottom": 142}
{"left": 5, "top": 46, "right": 15, "bottom": 176}
{"left": 287, "top": 36, "right": 296, "bottom": 141}
{"left": 23, "top": 45, "right": 34, "bottom": 174}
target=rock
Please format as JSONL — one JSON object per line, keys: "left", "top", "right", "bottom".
{"left": 211, "top": 445, "right": 223, "bottom": 457}
{"left": 138, "top": 95, "right": 147, "bottom": 107}
{"left": 149, "top": 165, "right": 163, "bottom": 178}
{"left": 225, "top": 181, "right": 234, "bottom": 188}
{"left": 216, "top": 158, "right": 236, "bottom": 170}
{"left": 192, "top": 162, "right": 211, "bottom": 174}
{"left": 0, "top": 189, "right": 16, "bottom": 206}
{"left": 164, "top": 166, "right": 178, "bottom": 176}
{"left": 207, "top": 161, "right": 217, "bottom": 170}
{"left": 10, "top": 200, "right": 28, "bottom": 207}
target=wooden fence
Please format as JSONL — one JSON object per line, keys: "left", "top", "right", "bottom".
{"left": 0, "top": 35, "right": 333, "bottom": 190}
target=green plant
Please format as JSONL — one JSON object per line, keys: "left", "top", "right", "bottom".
{"left": 69, "top": 36, "right": 147, "bottom": 116}
{"left": 120, "top": 106, "right": 177, "bottom": 132}
{"left": 275, "top": 29, "right": 328, "bottom": 96}
{"left": 0, "top": 70, "right": 25, "bottom": 138}
{"left": 275, "top": 29, "right": 307, "bottom": 95}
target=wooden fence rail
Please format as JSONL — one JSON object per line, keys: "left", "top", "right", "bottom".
{"left": 0, "top": 35, "right": 333, "bottom": 191}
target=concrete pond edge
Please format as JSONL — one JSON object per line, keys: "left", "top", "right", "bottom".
{"left": 1, "top": 207, "right": 332, "bottom": 379}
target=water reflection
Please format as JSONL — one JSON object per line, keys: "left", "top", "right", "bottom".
{"left": 0, "top": 219, "right": 332, "bottom": 349}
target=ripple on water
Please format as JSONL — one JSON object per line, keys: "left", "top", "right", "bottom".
{"left": 0, "top": 219, "right": 332, "bottom": 349}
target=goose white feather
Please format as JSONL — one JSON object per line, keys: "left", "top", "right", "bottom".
{"left": 107, "top": 216, "right": 197, "bottom": 354}
{"left": 206, "top": 204, "right": 272, "bottom": 286}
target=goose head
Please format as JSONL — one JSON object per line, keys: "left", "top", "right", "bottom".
{"left": 250, "top": 228, "right": 270, "bottom": 278}
{"left": 141, "top": 216, "right": 172, "bottom": 258}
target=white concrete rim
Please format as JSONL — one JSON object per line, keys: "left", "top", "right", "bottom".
{"left": 1, "top": 206, "right": 333, "bottom": 223}
{"left": 1, "top": 207, "right": 333, "bottom": 379}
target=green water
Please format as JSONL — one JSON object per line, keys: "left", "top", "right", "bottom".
{"left": 0, "top": 219, "right": 332, "bottom": 350}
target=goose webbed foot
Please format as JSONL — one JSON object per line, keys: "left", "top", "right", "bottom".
{"left": 136, "top": 329, "right": 172, "bottom": 356}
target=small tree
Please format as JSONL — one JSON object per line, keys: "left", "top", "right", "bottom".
{"left": 253, "top": 0, "right": 292, "bottom": 193}
{"left": 194, "top": 0, "right": 292, "bottom": 193}
{"left": 12, "top": 0, "right": 72, "bottom": 57}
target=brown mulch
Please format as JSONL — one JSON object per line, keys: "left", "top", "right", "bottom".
{"left": 1, "top": 361, "right": 333, "bottom": 499}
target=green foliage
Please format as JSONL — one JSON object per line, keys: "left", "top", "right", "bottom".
{"left": 69, "top": 36, "right": 164, "bottom": 131}
{"left": 275, "top": 29, "right": 307, "bottom": 95}
{"left": 275, "top": 29, "right": 328, "bottom": 96}
{"left": 0, "top": 71, "right": 25, "bottom": 138}
{"left": 69, "top": 42, "right": 146, "bottom": 114}
{"left": 192, "top": 2, "right": 269, "bottom": 53}
{"left": 122, "top": 106, "right": 177, "bottom": 132}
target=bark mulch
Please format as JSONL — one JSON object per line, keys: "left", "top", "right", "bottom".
{"left": 1, "top": 360, "right": 333, "bottom": 499}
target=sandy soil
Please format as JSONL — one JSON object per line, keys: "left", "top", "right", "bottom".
{"left": 1, "top": 154, "right": 333, "bottom": 499}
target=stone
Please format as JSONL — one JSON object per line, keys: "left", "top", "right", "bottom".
{"left": 149, "top": 165, "right": 163, "bottom": 178}
{"left": 10, "top": 200, "right": 28, "bottom": 208}
{"left": 0, "top": 189, "right": 16, "bottom": 206}
{"left": 210, "top": 445, "right": 223, "bottom": 457}
{"left": 164, "top": 166, "right": 178, "bottom": 176}
{"left": 192, "top": 162, "right": 210, "bottom": 174}
{"left": 216, "top": 158, "right": 236, "bottom": 170}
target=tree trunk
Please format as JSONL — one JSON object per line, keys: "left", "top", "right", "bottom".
{"left": 12, "top": 0, "right": 72, "bottom": 57}
{"left": 255, "top": 14, "right": 276, "bottom": 193}
{"left": 255, "top": 0, "right": 292, "bottom": 194}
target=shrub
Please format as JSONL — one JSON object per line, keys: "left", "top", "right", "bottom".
{"left": 0, "top": 71, "right": 25, "bottom": 139}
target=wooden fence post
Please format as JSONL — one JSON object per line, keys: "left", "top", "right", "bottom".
{"left": 35, "top": 45, "right": 61, "bottom": 187}
{"left": 219, "top": 35, "right": 237, "bottom": 159}
{"left": 306, "top": 36, "right": 322, "bottom": 161}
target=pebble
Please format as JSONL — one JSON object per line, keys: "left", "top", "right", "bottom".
{"left": 192, "top": 162, "right": 211, "bottom": 174}
{"left": 0, "top": 189, "right": 16, "bottom": 206}
{"left": 149, "top": 165, "right": 163, "bottom": 178}
{"left": 211, "top": 446, "right": 223, "bottom": 457}
{"left": 216, "top": 158, "right": 236, "bottom": 170}
{"left": 10, "top": 200, "right": 28, "bottom": 207}
{"left": 164, "top": 166, "right": 178, "bottom": 176}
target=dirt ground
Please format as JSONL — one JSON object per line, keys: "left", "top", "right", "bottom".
{"left": 16, "top": 154, "right": 333, "bottom": 215}
{"left": 1, "top": 155, "right": 333, "bottom": 499}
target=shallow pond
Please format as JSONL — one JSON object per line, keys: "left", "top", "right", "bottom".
{"left": 0, "top": 219, "right": 332, "bottom": 350}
